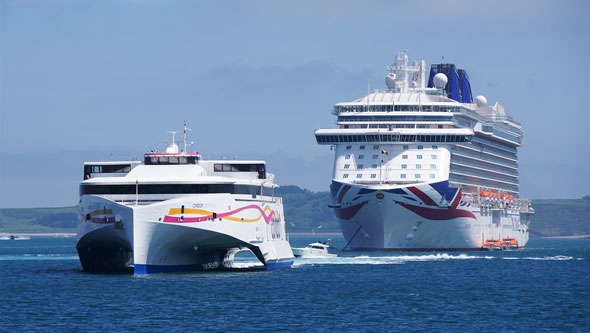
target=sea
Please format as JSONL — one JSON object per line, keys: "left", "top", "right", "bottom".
{"left": 1, "top": 235, "right": 589, "bottom": 332}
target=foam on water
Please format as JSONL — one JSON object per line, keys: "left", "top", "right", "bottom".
{"left": 292, "top": 253, "right": 580, "bottom": 266}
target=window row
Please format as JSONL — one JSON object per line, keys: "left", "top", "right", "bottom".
{"left": 337, "top": 115, "right": 453, "bottom": 122}
{"left": 344, "top": 163, "right": 437, "bottom": 170}
{"left": 316, "top": 134, "right": 471, "bottom": 143}
{"left": 342, "top": 173, "right": 437, "bottom": 179}
{"left": 345, "top": 145, "right": 439, "bottom": 150}
{"left": 334, "top": 105, "right": 464, "bottom": 113}
{"left": 346, "top": 154, "right": 438, "bottom": 160}
{"left": 81, "top": 184, "right": 274, "bottom": 196}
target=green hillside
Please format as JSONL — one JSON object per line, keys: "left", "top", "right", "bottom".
{"left": 0, "top": 206, "right": 78, "bottom": 233}
{"left": 1, "top": 190, "right": 589, "bottom": 237}
{"left": 529, "top": 196, "right": 590, "bottom": 237}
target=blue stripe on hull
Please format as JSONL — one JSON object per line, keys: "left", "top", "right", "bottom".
{"left": 265, "top": 261, "right": 293, "bottom": 270}
{"left": 134, "top": 264, "right": 202, "bottom": 275}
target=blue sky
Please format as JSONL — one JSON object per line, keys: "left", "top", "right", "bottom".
{"left": 1, "top": 0, "right": 589, "bottom": 208}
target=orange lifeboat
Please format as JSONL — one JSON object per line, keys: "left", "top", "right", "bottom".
{"left": 501, "top": 238, "right": 518, "bottom": 250}
{"left": 482, "top": 238, "right": 502, "bottom": 251}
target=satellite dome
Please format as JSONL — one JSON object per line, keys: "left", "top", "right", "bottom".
{"left": 385, "top": 73, "right": 396, "bottom": 89}
{"left": 433, "top": 73, "right": 448, "bottom": 89}
{"left": 475, "top": 95, "right": 487, "bottom": 107}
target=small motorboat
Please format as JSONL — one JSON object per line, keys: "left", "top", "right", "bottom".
{"left": 482, "top": 238, "right": 502, "bottom": 251}
{"left": 292, "top": 242, "right": 338, "bottom": 258}
{"left": 501, "top": 238, "right": 518, "bottom": 250}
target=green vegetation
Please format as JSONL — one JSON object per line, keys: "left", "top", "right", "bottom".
{"left": 530, "top": 197, "right": 590, "bottom": 237}
{"left": 0, "top": 207, "right": 77, "bottom": 233}
{"left": 1, "top": 188, "right": 588, "bottom": 237}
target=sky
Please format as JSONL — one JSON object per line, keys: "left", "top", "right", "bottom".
{"left": 1, "top": 0, "right": 589, "bottom": 208}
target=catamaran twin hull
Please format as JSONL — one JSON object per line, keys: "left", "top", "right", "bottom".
{"left": 331, "top": 180, "right": 530, "bottom": 251}
{"left": 77, "top": 194, "right": 294, "bottom": 274}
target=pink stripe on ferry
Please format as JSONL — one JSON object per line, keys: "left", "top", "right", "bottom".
{"left": 163, "top": 204, "right": 276, "bottom": 224}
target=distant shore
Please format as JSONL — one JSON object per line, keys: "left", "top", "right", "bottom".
{"left": 0, "top": 232, "right": 75, "bottom": 237}
{"left": 541, "top": 235, "right": 590, "bottom": 239}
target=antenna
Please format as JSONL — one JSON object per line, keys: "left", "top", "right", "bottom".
{"left": 367, "top": 79, "right": 371, "bottom": 112}
{"left": 183, "top": 120, "right": 192, "bottom": 152}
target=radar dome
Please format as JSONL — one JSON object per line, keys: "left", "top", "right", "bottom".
{"left": 385, "top": 73, "right": 396, "bottom": 89}
{"left": 433, "top": 73, "right": 448, "bottom": 89}
{"left": 475, "top": 95, "right": 487, "bottom": 107}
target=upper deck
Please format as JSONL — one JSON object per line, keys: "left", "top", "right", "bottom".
{"left": 317, "top": 51, "right": 523, "bottom": 147}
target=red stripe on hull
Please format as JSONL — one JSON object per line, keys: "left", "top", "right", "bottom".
{"left": 334, "top": 201, "right": 369, "bottom": 220}
{"left": 451, "top": 187, "right": 462, "bottom": 208}
{"left": 407, "top": 186, "right": 437, "bottom": 206}
{"left": 395, "top": 200, "right": 476, "bottom": 220}
{"left": 337, "top": 185, "right": 352, "bottom": 204}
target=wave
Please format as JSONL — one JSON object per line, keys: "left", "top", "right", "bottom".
{"left": 293, "top": 253, "right": 580, "bottom": 266}
{"left": 293, "top": 253, "right": 493, "bottom": 266}
{"left": 502, "top": 255, "right": 574, "bottom": 261}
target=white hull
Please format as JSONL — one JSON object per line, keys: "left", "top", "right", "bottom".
{"left": 331, "top": 180, "right": 531, "bottom": 251}
{"left": 77, "top": 194, "right": 294, "bottom": 274}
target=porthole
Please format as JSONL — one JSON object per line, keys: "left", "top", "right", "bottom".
{"left": 376, "top": 193, "right": 384, "bottom": 199}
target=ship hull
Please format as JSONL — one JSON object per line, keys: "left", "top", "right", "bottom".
{"left": 331, "top": 180, "right": 530, "bottom": 251}
{"left": 77, "top": 194, "right": 294, "bottom": 274}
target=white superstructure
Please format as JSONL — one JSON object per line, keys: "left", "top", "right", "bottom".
{"left": 315, "top": 51, "right": 534, "bottom": 250}
{"left": 77, "top": 122, "right": 294, "bottom": 273}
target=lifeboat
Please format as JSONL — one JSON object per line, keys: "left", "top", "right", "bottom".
{"left": 482, "top": 238, "right": 502, "bottom": 251}
{"left": 501, "top": 238, "right": 518, "bottom": 250}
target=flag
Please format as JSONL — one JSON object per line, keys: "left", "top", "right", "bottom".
{"left": 381, "top": 150, "right": 388, "bottom": 156}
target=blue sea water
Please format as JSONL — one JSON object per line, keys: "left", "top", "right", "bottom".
{"left": 1, "top": 236, "right": 589, "bottom": 332}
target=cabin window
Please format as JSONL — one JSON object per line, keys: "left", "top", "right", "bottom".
{"left": 80, "top": 183, "right": 274, "bottom": 196}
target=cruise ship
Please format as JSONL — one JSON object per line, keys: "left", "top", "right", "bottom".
{"left": 315, "top": 51, "right": 534, "bottom": 250}
{"left": 77, "top": 122, "right": 294, "bottom": 274}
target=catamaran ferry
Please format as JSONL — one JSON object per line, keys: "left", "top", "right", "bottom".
{"left": 77, "top": 122, "right": 294, "bottom": 273}
{"left": 315, "top": 51, "right": 534, "bottom": 251}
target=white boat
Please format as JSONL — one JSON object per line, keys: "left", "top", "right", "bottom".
{"left": 292, "top": 242, "right": 337, "bottom": 258}
{"left": 315, "top": 50, "right": 534, "bottom": 251}
{"left": 76, "top": 122, "right": 294, "bottom": 274}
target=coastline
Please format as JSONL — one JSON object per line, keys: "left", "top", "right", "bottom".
{"left": 0, "top": 232, "right": 76, "bottom": 237}
{"left": 541, "top": 234, "right": 590, "bottom": 239}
